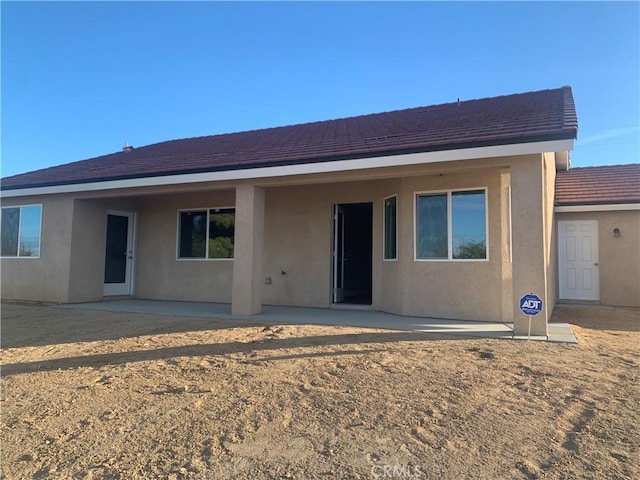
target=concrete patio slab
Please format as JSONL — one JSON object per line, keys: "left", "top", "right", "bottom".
{"left": 57, "top": 299, "right": 577, "bottom": 343}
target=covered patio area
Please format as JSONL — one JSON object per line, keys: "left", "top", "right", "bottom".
{"left": 57, "top": 299, "right": 577, "bottom": 343}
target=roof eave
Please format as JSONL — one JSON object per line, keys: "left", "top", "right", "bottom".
{"left": 0, "top": 135, "right": 575, "bottom": 195}
{"left": 555, "top": 203, "right": 640, "bottom": 212}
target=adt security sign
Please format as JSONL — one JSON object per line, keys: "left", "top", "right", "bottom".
{"left": 520, "top": 293, "right": 543, "bottom": 316}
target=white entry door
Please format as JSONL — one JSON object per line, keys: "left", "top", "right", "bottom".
{"left": 558, "top": 220, "right": 599, "bottom": 301}
{"left": 103, "top": 212, "right": 135, "bottom": 296}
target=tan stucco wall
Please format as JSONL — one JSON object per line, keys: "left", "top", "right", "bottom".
{"left": 232, "top": 185, "right": 265, "bottom": 315}
{"left": 395, "top": 169, "right": 507, "bottom": 321}
{"left": 510, "top": 154, "right": 551, "bottom": 335}
{"left": 134, "top": 190, "right": 235, "bottom": 302}
{"left": 1, "top": 195, "right": 74, "bottom": 302}
{"left": 499, "top": 170, "right": 514, "bottom": 322}
{"left": 544, "top": 153, "right": 558, "bottom": 314}
{"left": 261, "top": 180, "right": 387, "bottom": 309}
{"left": 129, "top": 164, "right": 513, "bottom": 322}
{"left": 2, "top": 152, "right": 564, "bottom": 326}
{"left": 261, "top": 167, "right": 509, "bottom": 322}
{"left": 67, "top": 197, "right": 141, "bottom": 302}
{"left": 377, "top": 179, "right": 403, "bottom": 314}
{"left": 556, "top": 210, "right": 640, "bottom": 307}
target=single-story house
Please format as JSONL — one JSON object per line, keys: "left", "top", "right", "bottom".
{"left": 555, "top": 164, "right": 639, "bottom": 307}
{"left": 0, "top": 86, "right": 605, "bottom": 335}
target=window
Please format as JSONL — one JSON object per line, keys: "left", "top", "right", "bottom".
{"left": 383, "top": 195, "right": 397, "bottom": 260}
{"left": 1, "top": 205, "right": 42, "bottom": 258}
{"left": 178, "top": 208, "right": 235, "bottom": 259}
{"left": 415, "top": 189, "right": 487, "bottom": 260}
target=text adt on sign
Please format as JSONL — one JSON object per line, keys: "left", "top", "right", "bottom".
{"left": 519, "top": 293, "right": 543, "bottom": 316}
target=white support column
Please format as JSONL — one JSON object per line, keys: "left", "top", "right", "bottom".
{"left": 510, "top": 156, "right": 549, "bottom": 336}
{"left": 232, "top": 184, "right": 265, "bottom": 315}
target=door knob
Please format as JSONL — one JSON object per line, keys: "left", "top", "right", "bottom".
{"left": 594, "top": 262, "right": 598, "bottom": 266}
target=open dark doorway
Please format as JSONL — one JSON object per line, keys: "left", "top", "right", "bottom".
{"left": 332, "top": 202, "right": 373, "bottom": 305}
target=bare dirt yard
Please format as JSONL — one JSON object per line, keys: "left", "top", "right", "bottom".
{"left": 1, "top": 302, "right": 638, "bottom": 480}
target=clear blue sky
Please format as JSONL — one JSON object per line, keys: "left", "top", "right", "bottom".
{"left": 2, "top": 1, "right": 638, "bottom": 178}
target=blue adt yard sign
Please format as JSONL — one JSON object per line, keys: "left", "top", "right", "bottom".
{"left": 520, "top": 293, "right": 543, "bottom": 316}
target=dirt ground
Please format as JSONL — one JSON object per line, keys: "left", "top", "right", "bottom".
{"left": 1, "top": 302, "right": 638, "bottom": 480}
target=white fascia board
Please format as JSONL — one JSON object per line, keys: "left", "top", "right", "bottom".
{"left": 555, "top": 203, "right": 640, "bottom": 212}
{"left": 1, "top": 139, "right": 573, "bottom": 198}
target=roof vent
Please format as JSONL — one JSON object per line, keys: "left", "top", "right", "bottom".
{"left": 123, "top": 142, "right": 134, "bottom": 152}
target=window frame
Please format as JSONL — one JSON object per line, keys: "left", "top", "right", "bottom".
{"left": 0, "top": 204, "right": 43, "bottom": 259}
{"left": 176, "top": 206, "right": 235, "bottom": 261}
{"left": 413, "top": 188, "right": 489, "bottom": 262}
{"left": 383, "top": 194, "right": 398, "bottom": 261}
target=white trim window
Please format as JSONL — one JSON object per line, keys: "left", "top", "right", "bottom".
{"left": 1, "top": 204, "right": 42, "bottom": 258}
{"left": 177, "top": 207, "right": 235, "bottom": 259}
{"left": 415, "top": 189, "right": 488, "bottom": 261}
{"left": 383, "top": 195, "right": 398, "bottom": 261}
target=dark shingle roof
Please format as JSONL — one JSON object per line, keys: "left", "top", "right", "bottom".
{"left": 555, "top": 164, "right": 640, "bottom": 206}
{"left": 1, "top": 86, "right": 578, "bottom": 191}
